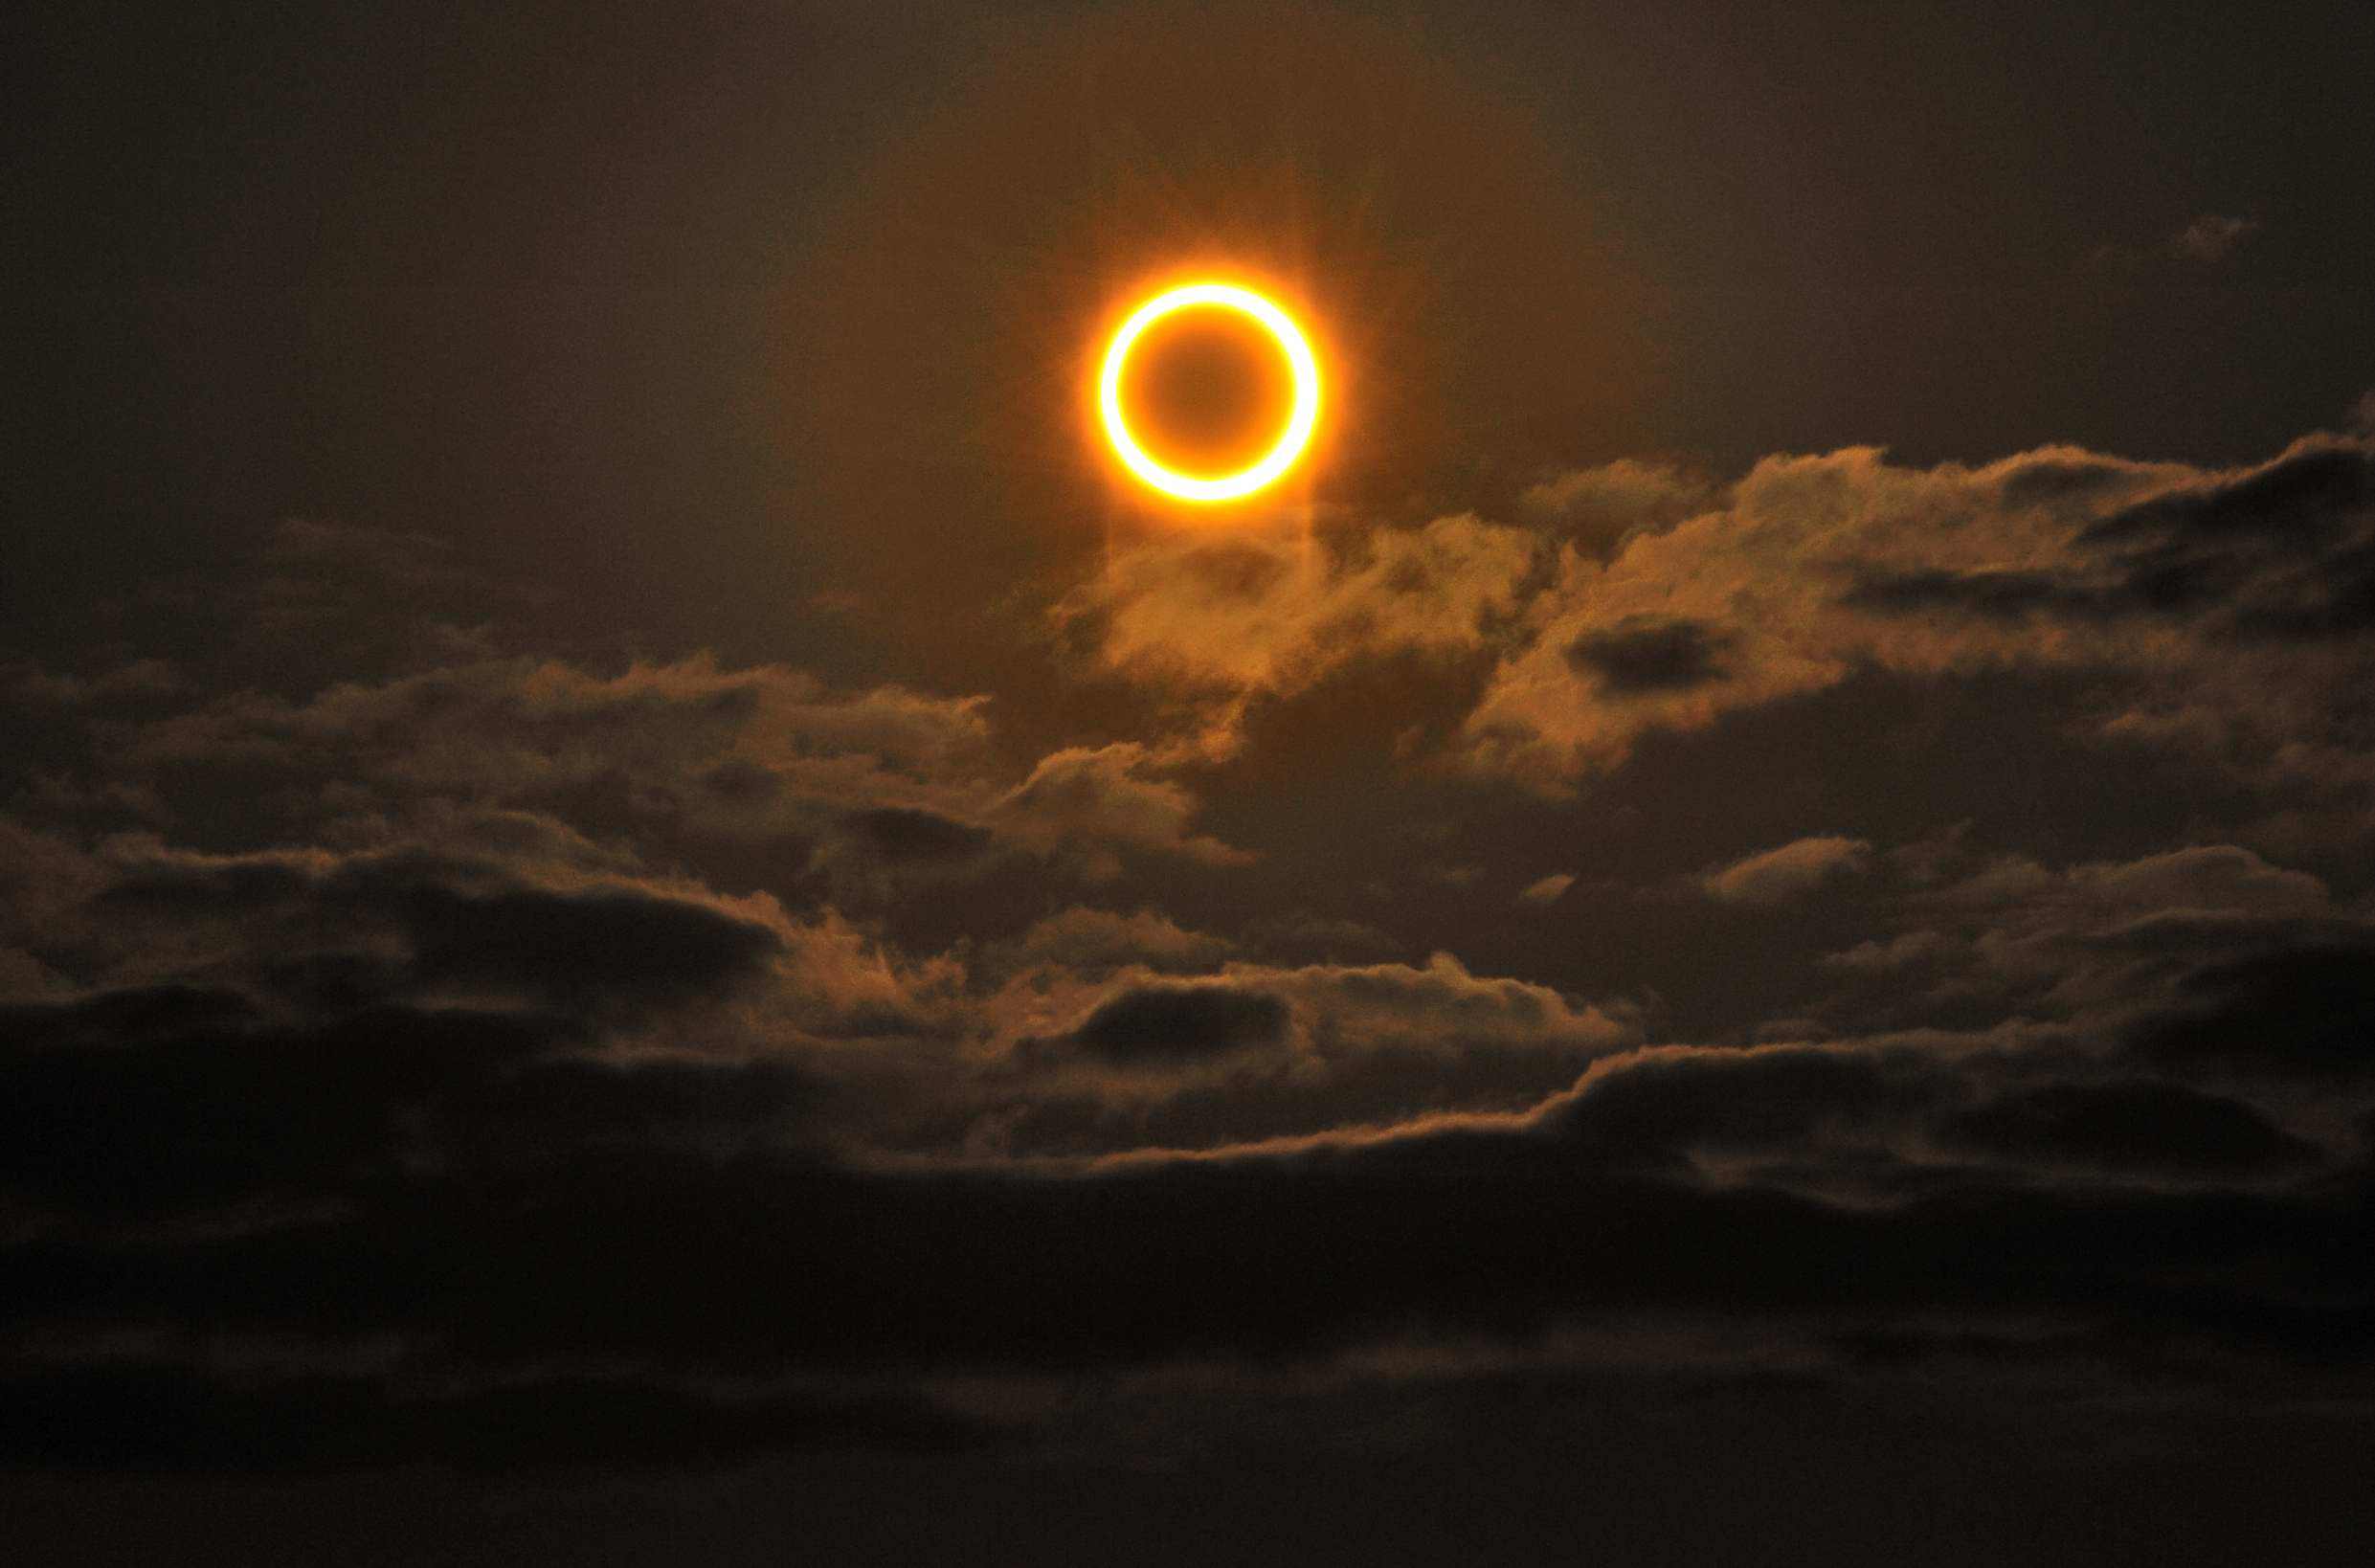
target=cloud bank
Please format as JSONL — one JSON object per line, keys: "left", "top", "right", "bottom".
{"left": 6, "top": 415, "right": 2373, "bottom": 1482}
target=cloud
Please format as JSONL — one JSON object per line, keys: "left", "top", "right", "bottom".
{"left": 1788, "top": 837, "right": 2364, "bottom": 1045}
{"left": 88, "top": 835, "right": 789, "bottom": 1012}
{"left": 1064, "top": 982, "right": 1293, "bottom": 1064}
{"left": 1935, "top": 1080, "right": 2318, "bottom": 1176}
{"left": 5, "top": 1012, "right": 2362, "bottom": 1436}
{"left": 1702, "top": 836, "right": 1873, "bottom": 904}
{"left": 1520, "top": 459, "right": 1716, "bottom": 559}
{"left": 1897, "top": 841, "right": 2348, "bottom": 1009}
{"left": 410, "top": 885, "right": 785, "bottom": 1006}
{"left": 2086, "top": 213, "right": 2261, "bottom": 270}
{"left": 1055, "top": 513, "right": 1538, "bottom": 751}
{"left": 0, "top": 768, "right": 1640, "bottom": 1159}
{"left": 1241, "top": 911, "right": 1402, "bottom": 964}
{"left": 974, "top": 950, "right": 1641, "bottom": 1141}
{"left": 1064, "top": 514, "right": 1538, "bottom": 693}
{"left": 1243, "top": 952, "right": 1635, "bottom": 1062}
{"left": 2127, "top": 942, "right": 2375, "bottom": 1081}
{"left": 2169, "top": 213, "right": 2260, "bottom": 263}
{"left": 1040, "top": 420, "right": 2375, "bottom": 817}
{"left": 1930, "top": 842, "right": 2330, "bottom": 925}
{"left": 1820, "top": 929, "right": 1953, "bottom": 974}
{"left": 1537, "top": 1042, "right": 1935, "bottom": 1170}
{"left": 1461, "top": 432, "right": 2375, "bottom": 787}
{"left": 825, "top": 805, "right": 997, "bottom": 867}
{"left": 1564, "top": 615, "right": 1736, "bottom": 693}
{"left": 3, "top": 783, "right": 2369, "bottom": 1475}
{"left": 2, "top": 658, "right": 180, "bottom": 709}
{"left": 1518, "top": 873, "right": 1576, "bottom": 906}
{"left": 985, "top": 907, "right": 1234, "bottom": 980}
{"left": 0, "top": 817, "right": 975, "bottom": 1058}
{"left": 989, "top": 742, "right": 1252, "bottom": 874}
{"left": 121, "top": 652, "right": 992, "bottom": 807}
{"left": 11, "top": 413, "right": 2375, "bottom": 1479}
{"left": 86, "top": 650, "right": 1254, "bottom": 888}
{"left": 0, "top": 1363, "right": 989, "bottom": 1474}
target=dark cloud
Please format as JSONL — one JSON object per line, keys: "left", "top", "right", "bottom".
{"left": 2, "top": 769, "right": 2370, "bottom": 1495}
{"left": 5, "top": 1030, "right": 2364, "bottom": 1401}
{"left": 2085, "top": 441, "right": 2372, "bottom": 544}
{"left": 835, "top": 806, "right": 995, "bottom": 865}
{"left": 0, "top": 1363, "right": 985, "bottom": 1475}
{"left": 1564, "top": 616, "right": 1735, "bottom": 693}
{"left": 408, "top": 885, "right": 783, "bottom": 1006}
{"left": 0, "top": 982, "right": 254, "bottom": 1052}
{"left": 1837, "top": 567, "right": 2110, "bottom": 621}
{"left": 2129, "top": 943, "right": 2375, "bottom": 1081}
{"left": 1065, "top": 982, "right": 1291, "bottom": 1063}
{"left": 84, "top": 839, "right": 787, "bottom": 1013}
{"left": 1937, "top": 1080, "right": 2319, "bottom": 1176}
{"left": 1539, "top": 1043, "right": 1921, "bottom": 1169}
{"left": 0, "top": 1000, "right": 563, "bottom": 1218}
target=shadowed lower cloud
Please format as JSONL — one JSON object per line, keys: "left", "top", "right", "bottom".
{"left": 1564, "top": 615, "right": 1736, "bottom": 693}
{"left": 1064, "top": 981, "right": 1292, "bottom": 1062}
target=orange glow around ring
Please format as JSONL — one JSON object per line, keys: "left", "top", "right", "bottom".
{"left": 1099, "top": 281, "right": 1320, "bottom": 504}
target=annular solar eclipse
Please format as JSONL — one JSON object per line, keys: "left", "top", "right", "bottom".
{"left": 1099, "top": 281, "right": 1321, "bottom": 504}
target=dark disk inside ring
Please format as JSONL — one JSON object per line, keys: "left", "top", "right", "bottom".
{"left": 1114, "top": 304, "right": 1298, "bottom": 477}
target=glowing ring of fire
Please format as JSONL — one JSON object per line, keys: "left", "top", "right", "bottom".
{"left": 1099, "top": 281, "right": 1320, "bottom": 504}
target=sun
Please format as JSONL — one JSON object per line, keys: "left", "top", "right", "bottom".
{"left": 1098, "top": 281, "right": 1321, "bottom": 504}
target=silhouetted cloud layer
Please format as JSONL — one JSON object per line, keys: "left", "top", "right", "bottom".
{"left": 5, "top": 414, "right": 2373, "bottom": 1477}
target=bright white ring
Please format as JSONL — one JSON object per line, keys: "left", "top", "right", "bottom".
{"left": 1098, "top": 281, "right": 1320, "bottom": 504}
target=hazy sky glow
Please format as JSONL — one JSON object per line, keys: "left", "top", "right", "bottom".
{"left": 7, "top": 3, "right": 2375, "bottom": 1562}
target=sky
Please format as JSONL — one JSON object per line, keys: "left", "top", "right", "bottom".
{"left": 6, "top": 2, "right": 2375, "bottom": 1560}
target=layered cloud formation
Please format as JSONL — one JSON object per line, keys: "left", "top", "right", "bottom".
{"left": 5, "top": 417, "right": 2373, "bottom": 1482}
{"left": 1066, "top": 432, "right": 2375, "bottom": 795}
